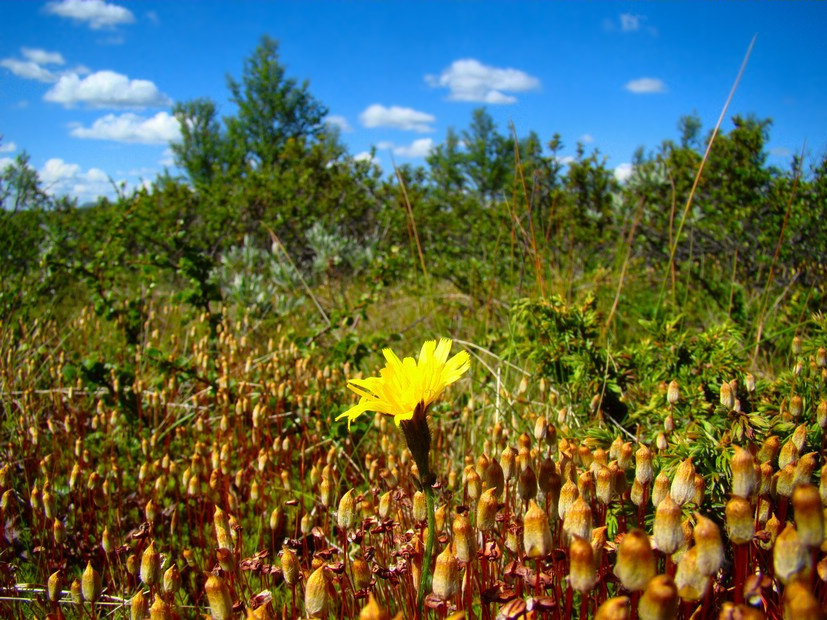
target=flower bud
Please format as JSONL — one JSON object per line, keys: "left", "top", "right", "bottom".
{"left": 614, "top": 529, "right": 655, "bottom": 592}
{"left": 730, "top": 446, "right": 756, "bottom": 499}
{"left": 635, "top": 445, "right": 653, "bottom": 484}
{"left": 670, "top": 458, "right": 696, "bottom": 506}
{"left": 517, "top": 465, "right": 537, "bottom": 502}
{"left": 452, "top": 513, "right": 475, "bottom": 563}
{"left": 432, "top": 545, "right": 459, "bottom": 600}
{"left": 782, "top": 578, "right": 822, "bottom": 620}
{"left": 476, "top": 487, "right": 498, "bottom": 531}
{"left": 130, "top": 590, "right": 148, "bottom": 620}
{"left": 595, "top": 597, "right": 630, "bottom": 620}
{"left": 304, "top": 565, "right": 329, "bottom": 618}
{"left": 523, "top": 500, "right": 552, "bottom": 558}
{"left": 563, "top": 496, "right": 593, "bottom": 544}
{"left": 81, "top": 562, "right": 101, "bottom": 603}
{"left": 638, "top": 574, "right": 678, "bottom": 620}
{"left": 720, "top": 381, "right": 734, "bottom": 410}
{"left": 773, "top": 523, "right": 809, "bottom": 584}
{"left": 651, "top": 472, "right": 670, "bottom": 508}
{"left": 337, "top": 489, "right": 357, "bottom": 530}
{"left": 693, "top": 514, "right": 723, "bottom": 576}
{"left": 140, "top": 541, "right": 161, "bottom": 586}
{"left": 674, "top": 546, "right": 709, "bottom": 601}
{"left": 568, "top": 534, "right": 597, "bottom": 592}
{"left": 281, "top": 547, "right": 299, "bottom": 587}
{"left": 412, "top": 491, "right": 426, "bottom": 522}
{"left": 667, "top": 380, "right": 680, "bottom": 406}
{"left": 47, "top": 570, "right": 63, "bottom": 603}
{"left": 725, "top": 496, "right": 754, "bottom": 545}
{"left": 163, "top": 564, "right": 180, "bottom": 595}
{"left": 359, "top": 593, "right": 390, "bottom": 620}
{"left": 653, "top": 494, "right": 682, "bottom": 555}
{"left": 792, "top": 484, "right": 824, "bottom": 548}
{"left": 352, "top": 556, "right": 371, "bottom": 590}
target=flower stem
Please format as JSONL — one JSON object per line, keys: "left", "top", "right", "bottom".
{"left": 417, "top": 484, "right": 436, "bottom": 618}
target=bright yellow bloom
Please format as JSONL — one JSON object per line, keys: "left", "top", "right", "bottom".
{"left": 338, "top": 338, "right": 470, "bottom": 428}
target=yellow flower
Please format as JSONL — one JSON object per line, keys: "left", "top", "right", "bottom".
{"left": 338, "top": 338, "right": 470, "bottom": 428}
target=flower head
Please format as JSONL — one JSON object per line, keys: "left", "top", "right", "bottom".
{"left": 338, "top": 338, "right": 470, "bottom": 428}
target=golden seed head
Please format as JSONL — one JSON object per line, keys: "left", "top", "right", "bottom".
{"left": 792, "top": 484, "right": 824, "bottom": 548}
{"left": 630, "top": 478, "right": 646, "bottom": 507}
{"left": 466, "top": 468, "right": 482, "bottom": 501}
{"left": 773, "top": 523, "right": 809, "bottom": 584}
{"left": 614, "top": 529, "right": 655, "bottom": 592}
{"left": 638, "top": 574, "right": 679, "bottom": 620}
{"left": 794, "top": 452, "right": 817, "bottom": 487}
{"left": 817, "top": 400, "right": 827, "bottom": 431}
{"left": 776, "top": 463, "right": 797, "bottom": 498}
{"left": 412, "top": 490, "right": 427, "bottom": 522}
{"left": 206, "top": 574, "right": 234, "bottom": 620}
{"left": 595, "top": 596, "right": 631, "bottom": 620}
{"left": 432, "top": 545, "right": 459, "bottom": 600}
{"left": 81, "top": 561, "right": 101, "bottom": 603}
{"left": 789, "top": 394, "right": 804, "bottom": 418}
{"left": 670, "top": 458, "right": 696, "bottom": 506}
{"left": 724, "top": 496, "right": 754, "bottom": 545}
{"left": 523, "top": 499, "right": 552, "bottom": 559}
{"left": 568, "top": 534, "right": 597, "bottom": 592}
{"left": 730, "top": 446, "right": 757, "bottom": 499}
{"left": 500, "top": 446, "right": 516, "bottom": 481}
{"left": 476, "top": 487, "right": 499, "bottom": 531}
{"left": 378, "top": 491, "right": 392, "bottom": 520}
{"left": 653, "top": 494, "right": 683, "bottom": 555}
{"left": 791, "top": 424, "right": 808, "bottom": 453}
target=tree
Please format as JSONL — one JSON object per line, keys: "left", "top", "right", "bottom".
{"left": 225, "top": 36, "right": 328, "bottom": 170}
{"left": 462, "top": 108, "right": 511, "bottom": 203}
{"left": 170, "top": 98, "right": 227, "bottom": 187}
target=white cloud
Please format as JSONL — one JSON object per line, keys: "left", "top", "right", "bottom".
{"left": 359, "top": 104, "right": 435, "bottom": 133}
{"left": 770, "top": 146, "right": 791, "bottom": 157}
{"left": 426, "top": 58, "right": 540, "bottom": 104}
{"left": 620, "top": 13, "right": 641, "bottom": 32}
{"left": 45, "top": 0, "right": 135, "bottom": 29}
{"left": 0, "top": 58, "right": 57, "bottom": 83}
{"left": 159, "top": 148, "right": 175, "bottom": 167}
{"left": 45, "top": 70, "right": 170, "bottom": 108}
{"left": 376, "top": 138, "right": 434, "bottom": 159}
{"left": 39, "top": 157, "right": 117, "bottom": 203}
{"left": 21, "top": 48, "right": 65, "bottom": 66}
{"left": 0, "top": 157, "right": 14, "bottom": 171}
{"left": 624, "top": 77, "right": 666, "bottom": 94}
{"left": 70, "top": 111, "right": 180, "bottom": 144}
{"left": 580, "top": 134, "right": 594, "bottom": 144}
{"left": 0, "top": 141, "right": 17, "bottom": 153}
{"left": 354, "top": 151, "right": 380, "bottom": 166}
{"left": 325, "top": 115, "right": 352, "bottom": 133}
{"left": 615, "top": 162, "right": 633, "bottom": 182}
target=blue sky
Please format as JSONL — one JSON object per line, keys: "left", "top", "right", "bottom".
{"left": 1, "top": 1, "right": 825, "bottom": 204}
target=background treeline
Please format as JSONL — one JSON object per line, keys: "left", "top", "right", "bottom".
{"left": 1, "top": 37, "right": 824, "bottom": 365}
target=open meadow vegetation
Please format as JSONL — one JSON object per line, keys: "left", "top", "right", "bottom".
{"left": 2, "top": 38, "right": 827, "bottom": 619}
